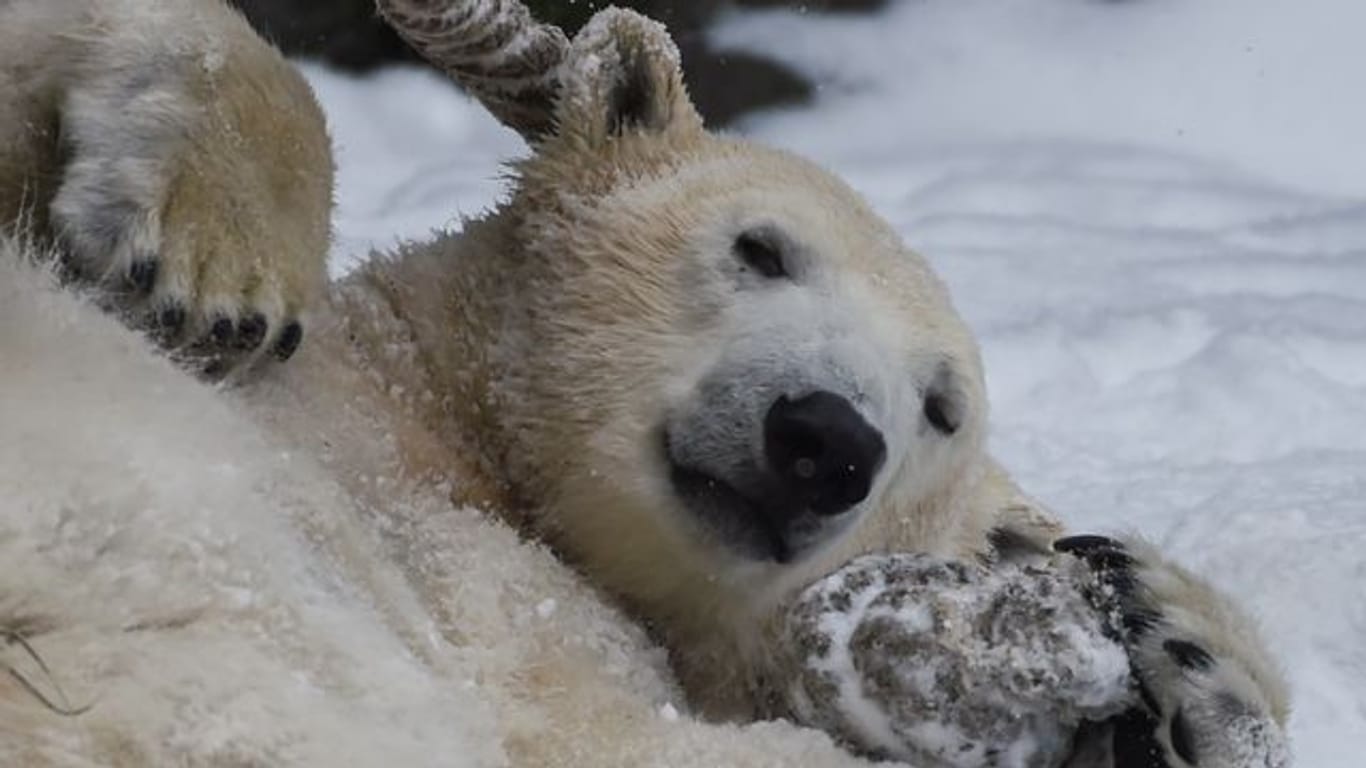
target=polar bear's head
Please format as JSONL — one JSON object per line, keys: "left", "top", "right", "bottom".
{"left": 481, "top": 11, "right": 991, "bottom": 637}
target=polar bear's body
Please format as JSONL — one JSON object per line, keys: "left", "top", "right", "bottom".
{"left": 0, "top": 243, "right": 883, "bottom": 766}
{"left": 0, "top": 0, "right": 1288, "bottom": 765}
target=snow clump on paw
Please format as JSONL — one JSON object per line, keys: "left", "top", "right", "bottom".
{"left": 780, "top": 553, "right": 1135, "bottom": 768}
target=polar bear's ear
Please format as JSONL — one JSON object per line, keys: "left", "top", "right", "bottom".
{"left": 555, "top": 9, "right": 704, "bottom": 147}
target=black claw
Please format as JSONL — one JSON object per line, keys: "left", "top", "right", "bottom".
{"left": 988, "top": 526, "right": 1052, "bottom": 561}
{"left": 1109, "top": 709, "right": 1169, "bottom": 768}
{"left": 1123, "top": 608, "right": 1163, "bottom": 638}
{"left": 159, "top": 305, "right": 186, "bottom": 332}
{"left": 151, "top": 304, "right": 187, "bottom": 344}
{"left": 235, "top": 313, "right": 268, "bottom": 351}
{"left": 1056, "top": 535, "right": 1137, "bottom": 594}
{"left": 1087, "top": 548, "right": 1137, "bottom": 572}
{"left": 126, "top": 260, "right": 159, "bottom": 294}
{"left": 1169, "top": 708, "right": 1199, "bottom": 765}
{"left": 55, "top": 250, "right": 85, "bottom": 283}
{"left": 273, "top": 321, "right": 303, "bottom": 361}
{"left": 1108, "top": 571, "right": 1138, "bottom": 596}
{"left": 1055, "top": 535, "right": 1127, "bottom": 556}
{"left": 208, "top": 316, "right": 236, "bottom": 346}
{"left": 1164, "top": 639, "right": 1215, "bottom": 672}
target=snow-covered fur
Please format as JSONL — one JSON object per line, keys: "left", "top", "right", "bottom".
{"left": 0, "top": 0, "right": 1289, "bottom": 765}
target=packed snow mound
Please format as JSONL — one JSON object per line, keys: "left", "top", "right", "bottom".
{"left": 714, "top": 0, "right": 1366, "bottom": 199}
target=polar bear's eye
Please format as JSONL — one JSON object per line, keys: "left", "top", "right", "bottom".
{"left": 923, "top": 368, "right": 964, "bottom": 437}
{"left": 923, "top": 392, "right": 960, "bottom": 436}
{"left": 734, "top": 230, "right": 789, "bottom": 280}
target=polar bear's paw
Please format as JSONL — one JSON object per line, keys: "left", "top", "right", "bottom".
{"left": 1055, "top": 536, "right": 1291, "bottom": 768}
{"left": 49, "top": 44, "right": 332, "bottom": 380}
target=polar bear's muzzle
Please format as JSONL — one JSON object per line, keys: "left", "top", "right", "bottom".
{"left": 665, "top": 389, "right": 887, "bottom": 564}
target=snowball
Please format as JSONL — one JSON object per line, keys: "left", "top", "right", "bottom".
{"left": 779, "top": 554, "right": 1134, "bottom": 768}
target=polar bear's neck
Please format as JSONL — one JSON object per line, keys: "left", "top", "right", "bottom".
{"left": 243, "top": 212, "right": 528, "bottom": 516}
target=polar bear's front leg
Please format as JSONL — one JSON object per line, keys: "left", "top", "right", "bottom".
{"left": 47, "top": 8, "right": 333, "bottom": 379}
{"left": 1055, "top": 536, "right": 1291, "bottom": 768}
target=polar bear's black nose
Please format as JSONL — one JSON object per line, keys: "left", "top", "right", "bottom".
{"left": 764, "top": 392, "right": 887, "bottom": 517}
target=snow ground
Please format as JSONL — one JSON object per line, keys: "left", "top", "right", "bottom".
{"left": 303, "top": 0, "right": 1366, "bottom": 763}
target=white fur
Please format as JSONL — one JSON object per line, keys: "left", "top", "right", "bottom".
{"left": 1, "top": 241, "right": 496, "bottom": 765}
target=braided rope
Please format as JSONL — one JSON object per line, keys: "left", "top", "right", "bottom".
{"left": 376, "top": 0, "right": 570, "bottom": 139}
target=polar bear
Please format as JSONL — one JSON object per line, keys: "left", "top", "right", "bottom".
{"left": 0, "top": 0, "right": 1289, "bottom": 765}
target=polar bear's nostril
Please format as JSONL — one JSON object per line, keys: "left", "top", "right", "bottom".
{"left": 764, "top": 392, "right": 887, "bottom": 517}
